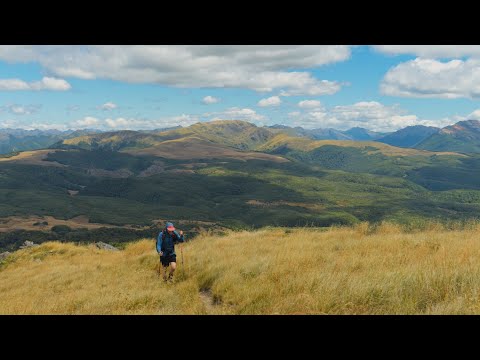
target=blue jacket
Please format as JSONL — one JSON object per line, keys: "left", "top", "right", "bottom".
{"left": 156, "top": 229, "right": 185, "bottom": 256}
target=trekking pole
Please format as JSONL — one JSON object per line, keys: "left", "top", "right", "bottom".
{"left": 180, "top": 243, "right": 185, "bottom": 276}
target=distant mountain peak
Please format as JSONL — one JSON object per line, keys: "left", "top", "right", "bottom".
{"left": 377, "top": 125, "right": 440, "bottom": 148}
{"left": 416, "top": 120, "right": 480, "bottom": 153}
{"left": 441, "top": 119, "right": 480, "bottom": 135}
{"left": 343, "top": 127, "right": 385, "bottom": 140}
{"left": 268, "top": 124, "right": 291, "bottom": 129}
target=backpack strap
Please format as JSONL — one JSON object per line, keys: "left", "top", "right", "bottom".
{"left": 157, "top": 229, "right": 167, "bottom": 252}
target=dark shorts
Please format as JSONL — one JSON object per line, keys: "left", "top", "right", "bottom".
{"left": 160, "top": 254, "right": 176, "bottom": 267}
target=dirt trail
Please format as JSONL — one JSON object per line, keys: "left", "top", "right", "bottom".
{"left": 198, "top": 289, "right": 216, "bottom": 313}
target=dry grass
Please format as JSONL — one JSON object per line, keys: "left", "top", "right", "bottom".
{"left": 0, "top": 150, "right": 65, "bottom": 166}
{"left": 3, "top": 224, "right": 480, "bottom": 314}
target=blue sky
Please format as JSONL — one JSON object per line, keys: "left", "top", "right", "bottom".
{"left": 0, "top": 45, "right": 479, "bottom": 132}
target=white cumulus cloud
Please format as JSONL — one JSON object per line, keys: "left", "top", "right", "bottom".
{"left": 0, "top": 79, "right": 30, "bottom": 91}
{"left": 298, "top": 100, "right": 322, "bottom": 108}
{"left": 279, "top": 79, "right": 341, "bottom": 96}
{"left": 289, "top": 101, "right": 451, "bottom": 132}
{"left": 373, "top": 45, "right": 480, "bottom": 58}
{"left": 24, "top": 122, "right": 69, "bottom": 131}
{"left": 11, "top": 106, "right": 30, "bottom": 115}
{"left": 381, "top": 58, "right": 480, "bottom": 99}
{"left": 202, "top": 96, "right": 220, "bottom": 104}
{"left": 0, "top": 45, "right": 348, "bottom": 95}
{"left": 100, "top": 102, "right": 117, "bottom": 110}
{"left": 0, "top": 104, "right": 41, "bottom": 115}
{"left": 0, "top": 76, "right": 70, "bottom": 91}
{"left": 0, "top": 119, "right": 17, "bottom": 128}
{"left": 205, "top": 107, "right": 267, "bottom": 124}
{"left": 71, "top": 116, "right": 101, "bottom": 128}
{"left": 68, "top": 114, "right": 200, "bottom": 131}
{"left": 468, "top": 109, "right": 480, "bottom": 120}
{"left": 105, "top": 118, "right": 130, "bottom": 128}
{"left": 258, "top": 96, "right": 281, "bottom": 107}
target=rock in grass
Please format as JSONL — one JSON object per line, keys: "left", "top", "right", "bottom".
{"left": 95, "top": 242, "right": 119, "bottom": 251}
{"left": 0, "top": 251, "right": 11, "bottom": 260}
{"left": 20, "top": 241, "right": 39, "bottom": 249}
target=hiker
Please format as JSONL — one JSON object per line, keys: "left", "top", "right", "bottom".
{"left": 156, "top": 222, "right": 185, "bottom": 282}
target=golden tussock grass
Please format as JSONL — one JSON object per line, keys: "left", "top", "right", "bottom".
{"left": 0, "top": 150, "right": 65, "bottom": 167}
{"left": 3, "top": 224, "right": 480, "bottom": 314}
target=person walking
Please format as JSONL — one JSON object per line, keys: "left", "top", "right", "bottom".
{"left": 156, "top": 222, "right": 185, "bottom": 282}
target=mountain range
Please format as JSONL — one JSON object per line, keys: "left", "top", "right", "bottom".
{"left": 2, "top": 119, "right": 480, "bottom": 252}
{"left": 266, "top": 122, "right": 480, "bottom": 153}
{"left": 0, "top": 128, "right": 103, "bottom": 154}
{"left": 267, "top": 124, "right": 387, "bottom": 141}
{"left": 3, "top": 119, "right": 480, "bottom": 155}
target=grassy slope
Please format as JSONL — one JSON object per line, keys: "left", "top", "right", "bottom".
{"left": 162, "top": 120, "right": 275, "bottom": 150}
{"left": 3, "top": 224, "right": 480, "bottom": 314}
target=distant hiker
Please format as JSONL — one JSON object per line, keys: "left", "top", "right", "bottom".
{"left": 156, "top": 222, "right": 185, "bottom": 282}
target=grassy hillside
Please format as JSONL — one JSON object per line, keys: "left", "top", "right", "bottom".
{"left": 3, "top": 223, "right": 480, "bottom": 314}
{"left": 165, "top": 120, "right": 275, "bottom": 150}
{"left": 126, "top": 136, "right": 287, "bottom": 162}
{"left": 256, "top": 133, "right": 465, "bottom": 178}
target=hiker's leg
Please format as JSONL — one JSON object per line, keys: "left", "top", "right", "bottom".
{"left": 163, "top": 266, "right": 169, "bottom": 281}
{"left": 169, "top": 262, "right": 177, "bottom": 278}
{"left": 160, "top": 258, "right": 169, "bottom": 281}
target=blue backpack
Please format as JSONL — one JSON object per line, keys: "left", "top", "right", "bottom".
{"left": 156, "top": 229, "right": 179, "bottom": 253}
